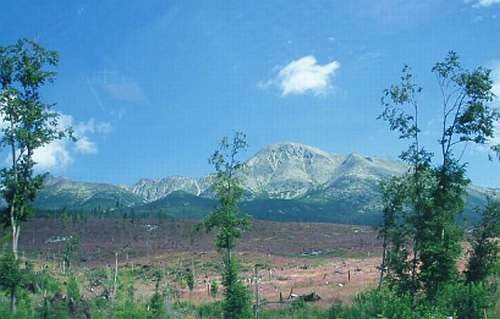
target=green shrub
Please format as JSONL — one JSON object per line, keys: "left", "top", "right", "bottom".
{"left": 435, "top": 282, "right": 495, "bottom": 319}
{"left": 210, "top": 280, "right": 218, "bottom": 299}
{"left": 185, "top": 268, "right": 195, "bottom": 292}
{"left": 67, "top": 275, "right": 81, "bottom": 302}
{"left": 112, "top": 301, "right": 150, "bottom": 319}
{"left": 327, "top": 288, "right": 446, "bottom": 319}
{"left": 196, "top": 301, "right": 223, "bottom": 318}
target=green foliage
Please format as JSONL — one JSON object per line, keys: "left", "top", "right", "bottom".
{"left": 196, "top": 301, "right": 223, "bottom": 318}
{"left": 210, "top": 279, "right": 218, "bottom": 298}
{"left": 466, "top": 198, "right": 500, "bottom": 283}
{"left": 0, "top": 252, "right": 32, "bottom": 314}
{"left": 109, "top": 302, "right": 149, "bottom": 319}
{"left": 204, "top": 132, "right": 252, "bottom": 253}
{"left": 203, "top": 132, "right": 253, "bottom": 319}
{"left": 0, "top": 252, "right": 24, "bottom": 293}
{"left": 35, "top": 267, "right": 62, "bottom": 295}
{"left": 148, "top": 290, "right": 165, "bottom": 318}
{"left": 0, "top": 39, "right": 72, "bottom": 263}
{"left": 221, "top": 258, "right": 252, "bottom": 319}
{"left": 324, "top": 284, "right": 496, "bottom": 319}
{"left": 185, "top": 268, "right": 195, "bottom": 292}
{"left": 379, "top": 176, "right": 413, "bottom": 292}
{"left": 0, "top": 39, "right": 72, "bottom": 313}
{"left": 0, "top": 268, "right": 495, "bottom": 319}
{"left": 435, "top": 282, "right": 496, "bottom": 319}
{"left": 147, "top": 269, "right": 166, "bottom": 318}
{"left": 62, "top": 236, "right": 80, "bottom": 271}
{"left": 329, "top": 288, "right": 417, "bottom": 319}
{"left": 378, "top": 51, "right": 500, "bottom": 300}
{"left": 66, "top": 275, "right": 80, "bottom": 302}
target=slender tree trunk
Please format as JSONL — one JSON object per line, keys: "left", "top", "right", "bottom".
{"left": 112, "top": 251, "right": 119, "bottom": 303}
{"left": 10, "top": 287, "right": 16, "bottom": 314}
{"left": 191, "top": 258, "right": 196, "bottom": 287}
{"left": 254, "top": 266, "right": 260, "bottom": 319}
{"left": 411, "top": 96, "right": 421, "bottom": 293}
{"left": 378, "top": 236, "right": 387, "bottom": 288}
{"left": 15, "top": 224, "right": 20, "bottom": 256}
{"left": 9, "top": 121, "right": 19, "bottom": 260}
{"left": 410, "top": 225, "right": 418, "bottom": 290}
{"left": 226, "top": 245, "right": 232, "bottom": 269}
{"left": 11, "top": 218, "right": 18, "bottom": 260}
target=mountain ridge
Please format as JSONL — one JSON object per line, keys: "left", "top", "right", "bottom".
{"left": 34, "top": 142, "right": 498, "bottom": 224}
{"left": 129, "top": 142, "right": 408, "bottom": 202}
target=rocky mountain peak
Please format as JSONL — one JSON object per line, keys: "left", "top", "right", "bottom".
{"left": 240, "top": 142, "right": 345, "bottom": 199}
{"left": 260, "top": 142, "right": 332, "bottom": 156}
{"left": 34, "top": 142, "right": 497, "bottom": 222}
{"left": 129, "top": 142, "right": 409, "bottom": 202}
{"left": 131, "top": 175, "right": 204, "bottom": 202}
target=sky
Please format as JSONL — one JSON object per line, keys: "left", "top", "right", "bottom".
{"left": 1, "top": 0, "right": 499, "bottom": 187}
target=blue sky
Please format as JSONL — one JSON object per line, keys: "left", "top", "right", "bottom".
{"left": 1, "top": 0, "right": 499, "bottom": 187}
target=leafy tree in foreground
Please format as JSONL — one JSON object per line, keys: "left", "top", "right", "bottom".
{"left": 378, "top": 51, "right": 499, "bottom": 298}
{"left": 421, "top": 52, "right": 497, "bottom": 296}
{"left": 0, "top": 252, "right": 26, "bottom": 314}
{"left": 378, "top": 65, "right": 435, "bottom": 295}
{"left": 203, "top": 132, "right": 252, "bottom": 319}
{"left": 465, "top": 198, "right": 500, "bottom": 284}
{"left": 0, "top": 38, "right": 72, "bottom": 313}
{"left": 378, "top": 176, "right": 412, "bottom": 292}
{"left": 0, "top": 39, "right": 71, "bottom": 258}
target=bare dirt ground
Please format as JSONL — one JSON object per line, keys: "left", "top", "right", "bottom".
{"left": 19, "top": 217, "right": 381, "bottom": 263}
{"left": 168, "top": 253, "right": 379, "bottom": 308}
{"left": 16, "top": 217, "right": 383, "bottom": 307}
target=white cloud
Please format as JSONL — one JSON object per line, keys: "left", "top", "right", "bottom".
{"left": 33, "top": 141, "right": 72, "bottom": 170}
{"left": 74, "top": 136, "right": 97, "bottom": 154}
{"left": 468, "top": 0, "right": 500, "bottom": 7}
{"left": 260, "top": 56, "right": 341, "bottom": 96}
{"left": 33, "top": 114, "right": 111, "bottom": 169}
{"left": 74, "top": 118, "right": 112, "bottom": 136}
{"left": 0, "top": 105, "right": 111, "bottom": 169}
{"left": 478, "top": 0, "right": 500, "bottom": 7}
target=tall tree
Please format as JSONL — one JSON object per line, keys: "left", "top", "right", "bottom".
{"left": 421, "top": 51, "right": 498, "bottom": 296}
{"left": 378, "top": 52, "right": 499, "bottom": 298}
{"left": 0, "top": 39, "right": 71, "bottom": 260}
{"left": 203, "top": 132, "right": 252, "bottom": 319}
{"left": 378, "top": 65, "right": 434, "bottom": 293}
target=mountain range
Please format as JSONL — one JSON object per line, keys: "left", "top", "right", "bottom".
{"left": 34, "top": 143, "right": 499, "bottom": 225}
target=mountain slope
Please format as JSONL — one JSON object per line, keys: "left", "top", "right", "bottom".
{"left": 138, "top": 191, "right": 216, "bottom": 220}
{"left": 34, "top": 142, "right": 498, "bottom": 224}
{"left": 128, "top": 143, "right": 406, "bottom": 202}
{"left": 239, "top": 143, "right": 345, "bottom": 199}
{"left": 132, "top": 176, "right": 204, "bottom": 202}
{"left": 35, "top": 176, "right": 144, "bottom": 211}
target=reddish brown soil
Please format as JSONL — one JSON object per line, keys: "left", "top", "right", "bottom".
{"left": 14, "top": 217, "right": 383, "bottom": 307}
{"left": 18, "top": 217, "right": 381, "bottom": 264}
{"left": 117, "top": 251, "right": 381, "bottom": 308}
